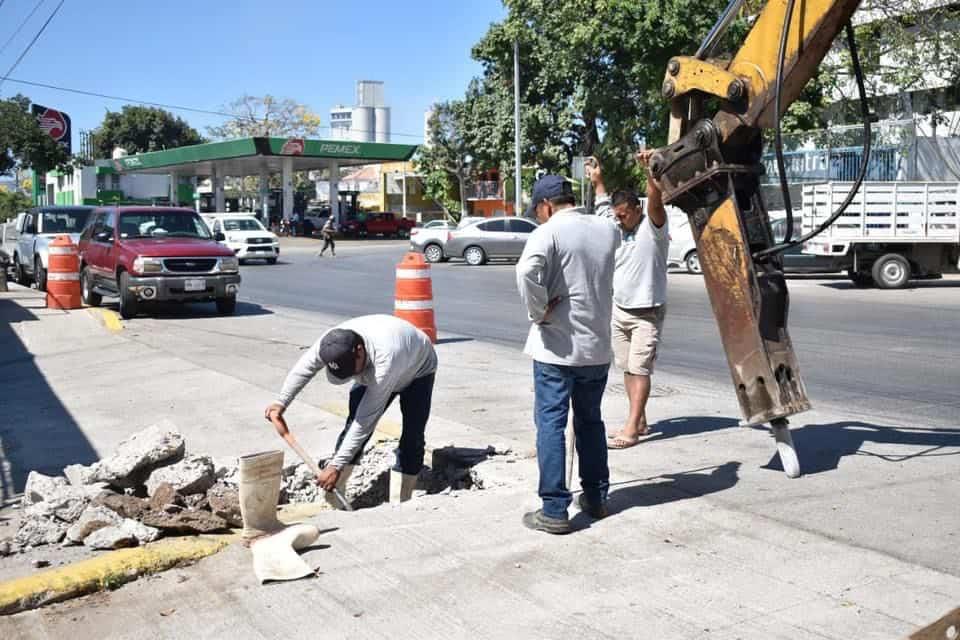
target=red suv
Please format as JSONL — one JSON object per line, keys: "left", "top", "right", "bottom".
{"left": 363, "top": 212, "right": 416, "bottom": 238}
{"left": 78, "top": 207, "right": 241, "bottom": 319}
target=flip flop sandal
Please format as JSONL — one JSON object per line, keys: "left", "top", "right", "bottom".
{"left": 607, "top": 434, "right": 640, "bottom": 450}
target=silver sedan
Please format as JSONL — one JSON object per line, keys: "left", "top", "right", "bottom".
{"left": 409, "top": 219, "right": 457, "bottom": 263}
{"left": 444, "top": 217, "right": 538, "bottom": 266}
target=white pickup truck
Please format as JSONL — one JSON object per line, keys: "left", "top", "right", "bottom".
{"left": 801, "top": 182, "right": 960, "bottom": 288}
{"left": 6, "top": 206, "right": 96, "bottom": 291}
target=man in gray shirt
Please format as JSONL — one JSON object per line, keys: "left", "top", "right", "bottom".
{"left": 264, "top": 315, "right": 437, "bottom": 504}
{"left": 589, "top": 153, "right": 669, "bottom": 449}
{"left": 516, "top": 174, "right": 621, "bottom": 534}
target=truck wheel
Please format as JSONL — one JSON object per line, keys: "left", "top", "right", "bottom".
{"left": 464, "top": 245, "right": 486, "bottom": 266}
{"left": 847, "top": 270, "right": 873, "bottom": 287}
{"left": 424, "top": 244, "right": 443, "bottom": 263}
{"left": 266, "top": 258, "right": 277, "bottom": 265}
{"left": 81, "top": 267, "right": 102, "bottom": 307}
{"left": 118, "top": 272, "right": 138, "bottom": 319}
{"left": 685, "top": 250, "right": 702, "bottom": 275}
{"left": 34, "top": 257, "right": 47, "bottom": 292}
{"left": 216, "top": 296, "right": 237, "bottom": 315}
{"left": 871, "top": 253, "right": 910, "bottom": 289}
{"left": 14, "top": 254, "right": 29, "bottom": 286}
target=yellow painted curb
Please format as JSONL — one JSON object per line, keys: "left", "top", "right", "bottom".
{"left": 87, "top": 308, "right": 123, "bottom": 333}
{"left": 0, "top": 536, "right": 227, "bottom": 616}
{"left": 0, "top": 503, "right": 328, "bottom": 616}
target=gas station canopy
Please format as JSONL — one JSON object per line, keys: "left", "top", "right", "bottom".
{"left": 108, "top": 136, "right": 418, "bottom": 220}
{"left": 110, "top": 136, "right": 417, "bottom": 176}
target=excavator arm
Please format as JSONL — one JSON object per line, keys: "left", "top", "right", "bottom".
{"left": 650, "top": 0, "right": 863, "bottom": 432}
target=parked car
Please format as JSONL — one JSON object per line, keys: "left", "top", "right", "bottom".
{"left": 444, "top": 217, "right": 539, "bottom": 266}
{"left": 11, "top": 206, "right": 95, "bottom": 291}
{"left": 78, "top": 207, "right": 240, "bottom": 319}
{"left": 340, "top": 214, "right": 365, "bottom": 238}
{"left": 410, "top": 219, "right": 456, "bottom": 263}
{"left": 205, "top": 214, "right": 280, "bottom": 264}
{"left": 667, "top": 210, "right": 845, "bottom": 275}
{"left": 363, "top": 212, "right": 416, "bottom": 238}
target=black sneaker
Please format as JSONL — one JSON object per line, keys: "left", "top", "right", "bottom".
{"left": 522, "top": 509, "right": 572, "bottom": 535}
{"left": 577, "top": 494, "right": 609, "bottom": 520}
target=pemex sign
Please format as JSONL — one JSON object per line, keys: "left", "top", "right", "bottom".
{"left": 31, "top": 104, "right": 72, "bottom": 154}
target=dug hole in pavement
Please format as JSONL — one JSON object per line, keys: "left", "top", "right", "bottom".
{"left": 1, "top": 285, "right": 958, "bottom": 639}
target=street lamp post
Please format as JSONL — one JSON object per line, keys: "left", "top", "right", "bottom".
{"left": 514, "top": 39, "right": 522, "bottom": 217}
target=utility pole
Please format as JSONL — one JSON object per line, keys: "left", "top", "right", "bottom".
{"left": 514, "top": 39, "right": 522, "bottom": 217}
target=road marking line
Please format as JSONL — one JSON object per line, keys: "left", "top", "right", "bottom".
{"left": 88, "top": 308, "right": 123, "bottom": 333}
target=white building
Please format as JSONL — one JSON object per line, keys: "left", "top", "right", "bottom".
{"left": 329, "top": 106, "right": 354, "bottom": 141}
{"left": 42, "top": 161, "right": 170, "bottom": 207}
{"left": 328, "top": 80, "right": 392, "bottom": 143}
{"left": 827, "top": 0, "right": 960, "bottom": 136}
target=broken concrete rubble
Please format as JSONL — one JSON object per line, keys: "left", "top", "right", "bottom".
{"left": 139, "top": 508, "right": 228, "bottom": 534}
{"left": 83, "top": 519, "right": 159, "bottom": 550}
{"left": 63, "top": 463, "right": 98, "bottom": 487}
{"left": 145, "top": 455, "right": 215, "bottom": 497}
{"left": 65, "top": 505, "right": 122, "bottom": 544}
{"left": 92, "top": 493, "right": 147, "bottom": 520}
{"left": 14, "top": 515, "right": 67, "bottom": 547}
{"left": 146, "top": 483, "right": 184, "bottom": 512}
{"left": 206, "top": 483, "right": 242, "bottom": 528}
{"left": 22, "top": 472, "right": 70, "bottom": 506}
{"left": 90, "top": 422, "right": 185, "bottom": 488}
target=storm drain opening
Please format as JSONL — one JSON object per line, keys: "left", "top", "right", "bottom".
{"left": 281, "top": 441, "right": 501, "bottom": 510}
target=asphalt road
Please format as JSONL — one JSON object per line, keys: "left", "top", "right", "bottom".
{"left": 239, "top": 239, "right": 960, "bottom": 427}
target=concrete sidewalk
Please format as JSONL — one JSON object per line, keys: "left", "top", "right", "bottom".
{"left": 1, "top": 286, "right": 958, "bottom": 638}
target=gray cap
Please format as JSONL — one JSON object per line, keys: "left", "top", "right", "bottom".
{"left": 320, "top": 329, "right": 362, "bottom": 379}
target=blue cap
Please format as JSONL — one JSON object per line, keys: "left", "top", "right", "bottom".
{"left": 525, "top": 175, "right": 574, "bottom": 217}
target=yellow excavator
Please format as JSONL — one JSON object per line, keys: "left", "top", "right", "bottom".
{"left": 649, "top": 0, "right": 871, "bottom": 478}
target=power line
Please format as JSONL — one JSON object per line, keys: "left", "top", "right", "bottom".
{"left": 0, "top": 0, "right": 65, "bottom": 93}
{"left": 0, "top": 74, "right": 426, "bottom": 140}
{"left": 0, "top": 0, "right": 46, "bottom": 60}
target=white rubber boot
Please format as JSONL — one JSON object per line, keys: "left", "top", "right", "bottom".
{"left": 240, "top": 450, "right": 321, "bottom": 583}
{"left": 388, "top": 470, "right": 418, "bottom": 504}
{"left": 323, "top": 464, "right": 354, "bottom": 510}
{"left": 251, "top": 523, "right": 320, "bottom": 584}
{"left": 239, "top": 450, "right": 285, "bottom": 541}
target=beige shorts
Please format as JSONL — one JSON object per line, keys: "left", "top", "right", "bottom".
{"left": 612, "top": 304, "right": 666, "bottom": 376}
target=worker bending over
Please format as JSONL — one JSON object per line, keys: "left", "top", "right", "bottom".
{"left": 265, "top": 315, "right": 437, "bottom": 504}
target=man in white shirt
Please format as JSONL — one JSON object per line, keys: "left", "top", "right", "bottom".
{"left": 264, "top": 315, "right": 437, "bottom": 504}
{"left": 589, "top": 153, "right": 669, "bottom": 449}
{"left": 516, "top": 175, "right": 621, "bottom": 534}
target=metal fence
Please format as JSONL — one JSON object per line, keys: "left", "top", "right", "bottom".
{"left": 761, "top": 119, "right": 922, "bottom": 184}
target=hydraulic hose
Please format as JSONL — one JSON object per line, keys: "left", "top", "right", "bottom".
{"left": 754, "top": 22, "right": 872, "bottom": 261}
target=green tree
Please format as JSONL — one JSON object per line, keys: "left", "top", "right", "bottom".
{"left": 472, "top": 0, "right": 747, "bottom": 189}
{"left": 822, "top": 1, "right": 960, "bottom": 126}
{"left": 416, "top": 101, "right": 472, "bottom": 218}
{"left": 0, "top": 94, "right": 70, "bottom": 175}
{"left": 207, "top": 95, "right": 323, "bottom": 139}
{"left": 0, "top": 187, "right": 31, "bottom": 221}
{"left": 92, "top": 105, "right": 204, "bottom": 157}
{"left": 209, "top": 95, "right": 324, "bottom": 203}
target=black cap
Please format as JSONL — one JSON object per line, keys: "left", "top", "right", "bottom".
{"left": 320, "top": 329, "right": 362, "bottom": 379}
{"left": 525, "top": 175, "right": 575, "bottom": 217}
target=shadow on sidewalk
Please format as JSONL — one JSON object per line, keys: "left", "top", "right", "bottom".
{"left": 0, "top": 299, "right": 98, "bottom": 503}
{"left": 762, "top": 421, "right": 960, "bottom": 475}
{"left": 571, "top": 462, "right": 741, "bottom": 528}
{"left": 104, "top": 300, "right": 274, "bottom": 320}
{"left": 642, "top": 416, "right": 740, "bottom": 443}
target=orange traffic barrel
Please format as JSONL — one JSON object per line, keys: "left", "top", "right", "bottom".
{"left": 394, "top": 252, "right": 436, "bottom": 343}
{"left": 46, "top": 235, "right": 82, "bottom": 310}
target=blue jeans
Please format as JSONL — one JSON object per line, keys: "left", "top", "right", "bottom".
{"left": 533, "top": 361, "right": 610, "bottom": 519}
{"left": 335, "top": 373, "right": 435, "bottom": 475}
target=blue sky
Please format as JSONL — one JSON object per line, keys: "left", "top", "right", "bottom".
{"left": 0, "top": 0, "right": 506, "bottom": 149}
